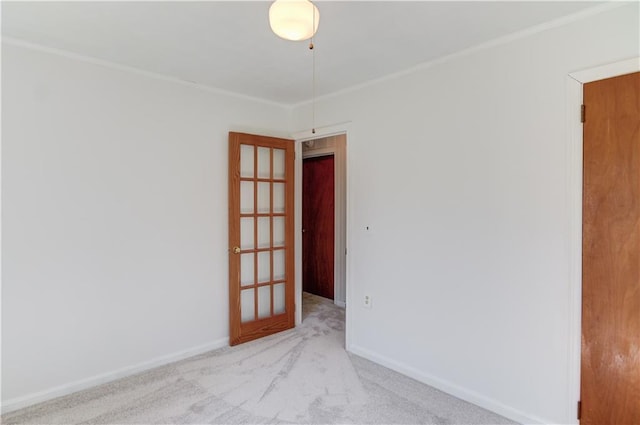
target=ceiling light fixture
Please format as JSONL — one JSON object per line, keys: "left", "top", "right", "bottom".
{"left": 269, "top": 0, "right": 319, "bottom": 41}
{"left": 269, "top": 0, "right": 319, "bottom": 134}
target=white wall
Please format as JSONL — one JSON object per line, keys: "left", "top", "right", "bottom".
{"left": 291, "top": 4, "right": 639, "bottom": 424}
{"left": 1, "top": 43, "right": 290, "bottom": 410}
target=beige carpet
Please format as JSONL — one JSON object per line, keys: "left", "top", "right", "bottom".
{"left": 2, "top": 293, "right": 516, "bottom": 424}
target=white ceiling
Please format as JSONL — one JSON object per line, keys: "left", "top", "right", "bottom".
{"left": 2, "top": 1, "right": 602, "bottom": 105}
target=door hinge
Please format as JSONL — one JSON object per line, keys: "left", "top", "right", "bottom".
{"left": 577, "top": 400, "right": 582, "bottom": 420}
{"left": 581, "top": 104, "right": 586, "bottom": 123}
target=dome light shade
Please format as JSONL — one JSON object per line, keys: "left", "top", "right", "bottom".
{"left": 269, "top": 0, "right": 319, "bottom": 41}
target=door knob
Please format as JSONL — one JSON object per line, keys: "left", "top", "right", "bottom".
{"left": 232, "top": 246, "right": 241, "bottom": 254}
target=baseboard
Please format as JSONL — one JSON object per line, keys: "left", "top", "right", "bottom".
{"left": 348, "top": 344, "right": 552, "bottom": 425}
{"left": 1, "top": 338, "right": 228, "bottom": 414}
{"left": 334, "top": 300, "right": 346, "bottom": 308}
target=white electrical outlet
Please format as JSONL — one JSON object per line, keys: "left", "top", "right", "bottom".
{"left": 363, "top": 295, "right": 372, "bottom": 309}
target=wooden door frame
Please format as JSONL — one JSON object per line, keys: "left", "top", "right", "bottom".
{"left": 566, "top": 57, "right": 639, "bottom": 424}
{"left": 292, "top": 123, "right": 351, "bottom": 347}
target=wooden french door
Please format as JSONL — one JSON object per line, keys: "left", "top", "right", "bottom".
{"left": 581, "top": 72, "right": 639, "bottom": 424}
{"left": 302, "top": 155, "right": 335, "bottom": 300}
{"left": 228, "top": 132, "right": 295, "bottom": 346}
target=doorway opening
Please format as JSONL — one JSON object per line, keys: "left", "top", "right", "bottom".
{"left": 299, "top": 134, "right": 347, "bottom": 324}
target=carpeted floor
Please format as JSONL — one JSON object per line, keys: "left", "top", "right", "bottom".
{"left": 2, "top": 293, "right": 516, "bottom": 424}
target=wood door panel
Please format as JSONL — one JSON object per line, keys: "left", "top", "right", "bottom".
{"left": 581, "top": 72, "right": 640, "bottom": 425}
{"left": 302, "top": 156, "right": 335, "bottom": 300}
{"left": 228, "top": 132, "right": 295, "bottom": 346}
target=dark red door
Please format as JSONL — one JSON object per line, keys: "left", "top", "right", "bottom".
{"left": 302, "top": 155, "right": 335, "bottom": 300}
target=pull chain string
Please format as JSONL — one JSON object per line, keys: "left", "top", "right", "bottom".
{"left": 312, "top": 43, "right": 316, "bottom": 134}
{"left": 310, "top": 1, "right": 316, "bottom": 134}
